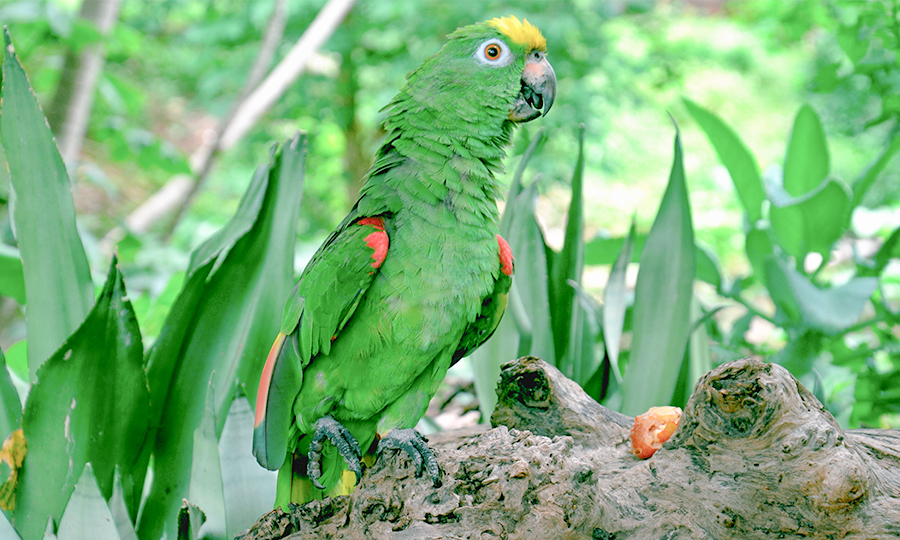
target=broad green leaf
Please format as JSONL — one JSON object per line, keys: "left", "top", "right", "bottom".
{"left": 602, "top": 219, "right": 636, "bottom": 384}
{"left": 585, "top": 235, "right": 719, "bottom": 289}
{"left": 584, "top": 234, "right": 647, "bottom": 265}
{"left": 837, "top": 19, "right": 867, "bottom": 64}
{"left": 14, "top": 256, "right": 147, "bottom": 540}
{"left": 1, "top": 29, "right": 94, "bottom": 379}
{"left": 687, "top": 296, "right": 712, "bottom": 389}
{"left": 189, "top": 380, "right": 225, "bottom": 540}
{"left": 219, "top": 398, "right": 275, "bottom": 538}
{"left": 622, "top": 130, "right": 695, "bottom": 415}
{"left": 56, "top": 465, "right": 121, "bottom": 540}
{"left": 0, "top": 244, "right": 25, "bottom": 305}
{"left": 695, "top": 244, "right": 722, "bottom": 291}
{"left": 870, "top": 225, "right": 900, "bottom": 276}
{"left": 850, "top": 133, "right": 900, "bottom": 209}
{"left": 745, "top": 227, "right": 774, "bottom": 288}
{"left": 770, "top": 179, "right": 851, "bottom": 260}
{"left": 568, "top": 280, "right": 602, "bottom": 387}
{"left": 784, "top": 270, "right": 878, "bottom": 335}
{"left": 548, "top": 126, "right": 586, "bottom": 370}
{"left": 683, "top": 98, "right": 764, "bottom": 222}
{"left": 4, "top": 342, "right": 27, "bottom": 383}
{"left": 138, "top": 136, "right": 305, "bottom": 540}
{"left": 109, "top": 470, "right": 138, "bottom": 540}
{"left": 764, "top": 256, "right": 802, "bottom": 324}
{"left": 0, "top": 509, "right": 20, "bottom": 539}
{"left": 0, "top": 349, "right": 21, "bottom": 440}
{"left": 783, "top": 104, "right": 829, "bottom": 197}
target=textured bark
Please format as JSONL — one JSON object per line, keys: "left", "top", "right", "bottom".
{"left": 46, "top": 0, "right": 121, "bottom": 164}
{"left": 236, "top": 357, "right": 900, "bottom": 539}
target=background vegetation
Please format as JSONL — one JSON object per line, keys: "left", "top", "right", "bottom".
{"left": 0, "top": 0, "right": 898, "bottom": 538}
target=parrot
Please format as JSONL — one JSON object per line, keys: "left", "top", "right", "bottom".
{"left": 252, "top": 15, "right": 556, "bottom": 508}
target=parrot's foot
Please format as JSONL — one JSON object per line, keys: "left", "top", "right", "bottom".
{"left": 377, "top": 428, "right": 442, "bottom": 487}
{"left": 307, "top": 416, "right": 362, "bottom": 490}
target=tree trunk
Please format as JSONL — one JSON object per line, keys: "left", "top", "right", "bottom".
{"left": 46, "top": 0, "right": 121, "bottom": 165}
{"left": 236, "top": 357, "right": 900, "bottom": 539}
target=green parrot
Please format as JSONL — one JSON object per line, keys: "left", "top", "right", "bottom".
{"left": 253, "top": 15, "right": 556, "bottom": 507}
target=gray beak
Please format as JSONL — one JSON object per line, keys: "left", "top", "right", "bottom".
{"left": 509, "top": 50, "right": 556, "bottom": 122}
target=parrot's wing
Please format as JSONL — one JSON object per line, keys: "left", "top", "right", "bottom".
{"left": 253, "top": 214, "right": 390, "bottom": 470}
{"left": 451, "top": 234, "right": 514, "bottom": 365}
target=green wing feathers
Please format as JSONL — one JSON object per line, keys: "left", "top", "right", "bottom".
{"left": 452, "top": 234, "right": 514, "bottom": 365}
{"left": 253, "top": 217, "right": 389, "bottom": 471}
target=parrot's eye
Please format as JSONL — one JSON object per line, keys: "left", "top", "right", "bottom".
{"left": 475, "top": 38, "right": 512, "bottom": 67}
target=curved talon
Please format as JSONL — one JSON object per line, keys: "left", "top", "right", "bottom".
{"left": 306, "top": 416, "right": 362, "bottom": 490}
{"left": 377, "top": 428, "right": 442, "bottom": 487}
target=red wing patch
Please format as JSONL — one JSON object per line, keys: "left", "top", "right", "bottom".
{"left": 497, "top": 234, "right": 514, "bottom": 277}
{"left": 359, "top": 217, "right": 389, "bottom": 269}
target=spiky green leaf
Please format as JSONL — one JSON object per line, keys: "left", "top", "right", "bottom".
{"left": 683, "top": 98, "right": 764, "bottom": 222}
{"left": 14, "top": 256, "right": 148, "bottom": 540}
{"left": 621, "top": 130, "right": 695, "bottom": 415}
{"left": 137, "top": 136, "right": 305, "bottom": 540}
{"left": 1, "top": 29, "right": 93, "bottom": 379}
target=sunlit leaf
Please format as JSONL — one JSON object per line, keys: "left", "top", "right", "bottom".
{"left": 622, "top": 130, "right": 695, "bottom": 415}
{"left": 0, "top": 350, "right": 22, "bottom": 442}
{"left": 602, "top": 219, "right": 636, "bottom": 384}
{"left": 56, "top": 464, "right": 120, "bottom": 540}
{"left": 548, "top": 126, "right": 586, "bottom": 370}
{"left": 138, "top": 136, "right": 305, "bottom": 540}
{"left": 1, "top": 29, "right": 94, "bottom": 379}
{"left": 850, "top": 134, "right": 900, "bottom": 209}
{"left": 0, "top": 244, "right": 25, "bottom": 305}
{"left": 770, "top": 179, "right": 851, "bottom": 260}
{"left": 189, "top": 380, "right": 225, "bottom": 540}
{"left": 783, "top": 104, "right": 829, "bottom": 197}
{"left": 683, "top": 98, "right": 764, "bottom": 222}
{"left": 0, "top": 510, "right": 20, "bottom": 539}
{"left": 784, "top": 269, "right": 879, "bottom": 335}
{"left": 13, "top": 256, "right": 148, "bottom": 540}
{"left": 219, "top": 398, "right": 275, "bottom": 537}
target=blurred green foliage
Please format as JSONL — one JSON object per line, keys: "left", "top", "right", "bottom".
{"left": 0, "top": 0, "right": 899, "bottom": 538}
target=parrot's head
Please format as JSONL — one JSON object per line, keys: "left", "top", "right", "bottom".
{"left": 394, "top": 15, "right": 556, "bottom": 128}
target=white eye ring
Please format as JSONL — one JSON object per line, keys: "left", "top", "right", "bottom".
{"left": 475, "top": 38, "right": 513, "bottom": 67}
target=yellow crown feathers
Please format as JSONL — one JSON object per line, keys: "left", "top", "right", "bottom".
{"left": 488, "top": 16, "right": 546, "bottom": 52}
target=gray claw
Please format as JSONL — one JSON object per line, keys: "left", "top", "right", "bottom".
{"left": 377, "top": 428, "right": 442, "bottom": 487}
{"left": 306, "top": 416, "right": 362, "bottom": 490}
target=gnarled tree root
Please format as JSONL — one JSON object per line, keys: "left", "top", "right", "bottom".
{"left": 237, "top": 357, "right": 900, "bottom": 539}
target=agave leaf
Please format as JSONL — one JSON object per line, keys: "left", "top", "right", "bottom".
{"left": 1, "top": 29, "right": 93, "bottom": 379}
{"left": 14, "top": 256, "right": 147, "bottom": 540}
{"left": 56, "top": 464, "right": 121, "bottom": 540}
{"left": 621, "top": 130, "right": 695, "bottom": 415}
{"left": 219, "top": 398, "right": 275, "bottom": 537}
{"left": 548, "top": 126, "right": 585, "bottom": 370}
{"left": 0, "top": 244, "right": 25, "bottom": 305}
{"left": 189, "top": 380, "right": 225, "bottom": 540}
{"left": 0, "top": 350, "right": 21, "bottom": 441}
{"left": 602, "top": 219, "right": 636, "bottom": 384}
{"left": 683, "top": 98, "right": 764, "bottom": 222}
{"left": 137, "top": 136, "right": 305, "bottom": 540}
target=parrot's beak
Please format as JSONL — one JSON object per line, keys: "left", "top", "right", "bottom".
{"left": 509, "top": 51, "right": 556, "bottom": 122}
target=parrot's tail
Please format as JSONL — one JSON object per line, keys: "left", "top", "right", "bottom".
{"left": 274, "top": 440, "right": 377, "bottom": 507}
{"left": 274, "top": 454, "right": 357, "bottom": 507}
